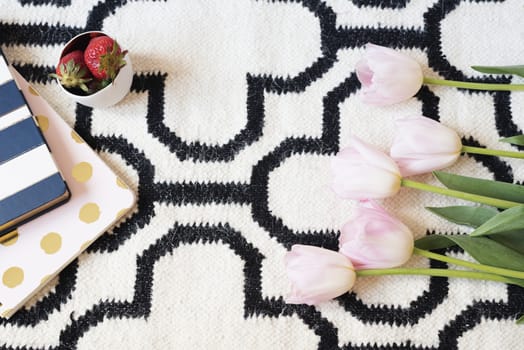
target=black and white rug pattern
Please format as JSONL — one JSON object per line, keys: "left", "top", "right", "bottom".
{"left": 1, "top": 0, "right": 524, "bottom": 349}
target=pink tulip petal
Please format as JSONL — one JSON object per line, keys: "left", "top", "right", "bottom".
{"left": 284, "top": 245, "right": 356, "bottom": 305}
{"left": 391, "top": 116, "right": 462, "bottom": 176}
{"left": 331, "top": 137, "right": 401, "bottom": 200}
{"left": 338, "top": 202, "right": 414, "bottom": 269}
{"left": 356, "top": 43, "right": 423, "bottom": 106}
{"left": 356, "top": 59, "right": 374, "bottom": 87}
{"left": 348, "top": 136, "right": 400, "bottom": 175}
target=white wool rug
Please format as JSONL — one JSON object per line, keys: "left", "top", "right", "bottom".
{"left": 1, "top": 0, "right": 524, "bottom": 349}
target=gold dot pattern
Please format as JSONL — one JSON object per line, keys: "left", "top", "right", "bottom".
{"left": 116, "top": 177, "right": 128, "bottom": 189}
{"left": 0, "top": 231, "right": 18, "bottom": 247}
{"left": 71, "top": 130, "right": 84, "bottom": 143}
{"left": 79, "top": 203, "right": 100, "bottom": 223}
{"left": 40, "top": 233, "right": 62, "bottom": 254}
{"left": 72, "top": 162, "right": 93, "bottom": 183}
{"left": 36, "top": 115, "right": 49, "bottom": 132}
{"left": 28, "top": 85, "right": 39, "bottom": 96}
{"left": 2, "top": 267, "right": 24, "bottom": 288}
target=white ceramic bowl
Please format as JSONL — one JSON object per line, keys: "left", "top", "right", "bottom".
{"left": 55, "top": 31, "right": 133, "bottom": 108}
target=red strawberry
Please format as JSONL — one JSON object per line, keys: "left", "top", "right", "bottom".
{"left": 49, "top": 50, "right": 92, "bottom": 92}
{"left": 84, "top": 36, "right": 127, "bottom": 81}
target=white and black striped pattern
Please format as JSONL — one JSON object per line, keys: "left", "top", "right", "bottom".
{"left": 1, "top": 1, "right": 523, "bottom": 349}
{"left": 0, "top": 52, "right": 67, "bottom": 236}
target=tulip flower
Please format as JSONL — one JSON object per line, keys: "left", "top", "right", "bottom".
{"left": 356, "top": 43, "right": 524, "bottom": 106}
{"left": 285, "top": 245, "right": 356, "bottom": 305}
{"left": 356, "top": 43, "right": 424, "bottom": 106}
{"left": 339, "top": 201, "right": 413, "bottom": 269}
{"left": 283, "top": 244, "right": 524, "bottom": 306}
{"left": 331, "top": 136, "right": 401, "bottom": 200}
{"left": 390, "top": 116, "right": 462, "bottom": 176}
{"left": 331, "top": 137, "right": 520, "bottom": 208}
{"left": 390, "top": 115, "right": 524, "bottom": 177}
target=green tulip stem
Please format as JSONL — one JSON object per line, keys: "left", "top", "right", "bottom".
{"left": 461, "top": 145, "right": 524, "bottom": 159}
{"left": 356, "top": 268, "right": 522, "bottom": 287}
{"left": 423, "top": 77, "right": 524, "bottom": 91}
{"left": 400, "top": 178, "right": 519, "bottom": 209}
{"left": 413, "top": 247, "right": 524, "bottom": 280}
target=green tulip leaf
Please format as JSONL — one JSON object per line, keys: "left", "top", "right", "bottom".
{"left": 491, "top": 232, "right": 524, "bottom": 255}
{"left": 500, "top": 135, "right": 524, "bottom": 146}
{"left": 471, "top": 65, "right": 524, "bottom": 78}
{"left": 415, "top": 235, "right": 524, "bottom": 272}
{"left": 470, "top": 205, "right": 524, "bottom": 237}
{"left": 448, "top": 235, "right": 524, "bottom": 272}
{"left": 434, "top": 171, "right": 524, "bottom": 203}
{"left": 466, "top": 205, "right": 524, "bottom": 254}
{"left": 414, "top": 235, "right": 457, "bottom": 250}
{"left": 517, "top": 315, "right": 524, "bottom": 325}
{"left": 504, "top": 278, "right": 524, "bottom": 289}
{"left": 426, "top": 206, "right": 498, "bottom": 228}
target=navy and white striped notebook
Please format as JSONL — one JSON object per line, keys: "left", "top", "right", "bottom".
{"left": 0, "top": 50, "right": 69, "bottom": 238}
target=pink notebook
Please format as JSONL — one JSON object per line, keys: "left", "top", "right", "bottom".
{"left": 0, "top": 69, "right": 136, "bottom": 318}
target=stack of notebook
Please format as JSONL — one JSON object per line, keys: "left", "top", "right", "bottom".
{"left": 0, "top": 52, "right": 69, "bottom": 237}
{"left": 0, "top": 57, "right": 136, "bottom": 318}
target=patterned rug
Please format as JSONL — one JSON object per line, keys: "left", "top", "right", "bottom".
{"left": 1, "top": 0, "right": 524, "bottom": 349}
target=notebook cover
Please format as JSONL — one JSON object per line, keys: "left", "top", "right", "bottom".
{"left": 0, "top": 51, "right": 69, "bottom": 236}
{"left": 0, "top": 68, "right": 136, "bottom": 318}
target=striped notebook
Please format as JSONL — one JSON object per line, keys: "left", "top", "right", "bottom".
{"left": 0, "top": 51, "right": 69, "bottom": 237}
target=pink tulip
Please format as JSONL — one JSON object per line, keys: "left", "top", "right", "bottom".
{"left": 331, "top": 136, "right": 401, "bottom": 200}
{"left": 390, "top": 116, "right": 462, "bottom": 176}
{"left": 339, "top": 201, "right": 413, "bottom": 269}
{"left": 285, "top": 245, "right": 356, "bottom": 305}
{"left": 356, "top": 43, "right": 424, "bottom": 106}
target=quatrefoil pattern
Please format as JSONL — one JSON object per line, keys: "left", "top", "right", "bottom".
{"left": 1, "top": 0, "right": 524, "bottom": 349}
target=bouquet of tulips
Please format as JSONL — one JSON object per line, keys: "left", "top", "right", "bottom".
{"left": 285, "top": 44, "right": 524, "bottom": 325}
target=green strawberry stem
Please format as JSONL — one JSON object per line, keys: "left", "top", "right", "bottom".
{"left": 461, "top": 145, "right": 524, "bottom": 159}
{"left": 49, "top": 60, "right": 92, "bottom": 93}
{"left": 400, "top": 178, "right": 519, "bottom": 209}
{"left": 413, "top": 247, "right": 524, "bottom": 280}
{"left": 356, "top": 268, "right": 523, "bottom": 287}
{"left": 423, "top": 77, "right": 524, "bottom": 91}
{"left": 98, "top": 41, "right": 126, "bottom": 81}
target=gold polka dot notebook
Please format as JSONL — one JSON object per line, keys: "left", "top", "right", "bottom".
{"left": 0, "top": 68, "right": 136, "bottom": 318}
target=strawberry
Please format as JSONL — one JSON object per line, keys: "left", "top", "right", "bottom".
{"left": 49, "top": 50, "right": 92, "bottom": 92}
{"left": 84, "top": 36, "right": 127, "bottom": 81}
